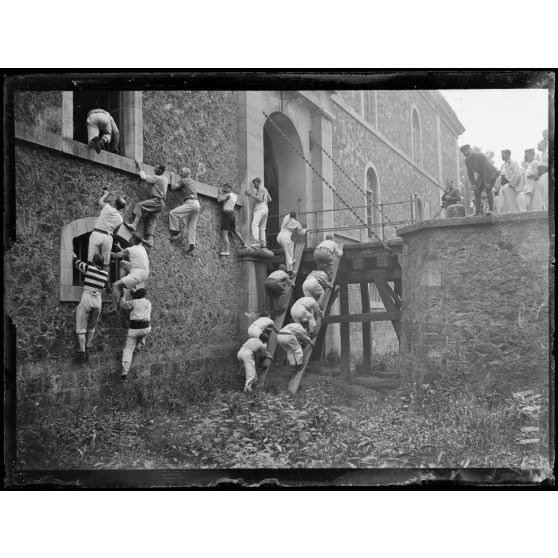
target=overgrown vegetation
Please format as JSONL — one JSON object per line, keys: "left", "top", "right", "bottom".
{"left": 17, "top": 363, "right": 551, "bottom": 471}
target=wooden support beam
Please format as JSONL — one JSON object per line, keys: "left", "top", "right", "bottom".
{"left": 337, "top": 267, "right": 401, "bottom": 284}
{"left": 381, "top": 280, "right": 401, "bottom": 306}
{"left": 360, "top": 282, "right": 372, "bottom": 374}
{"left": 339, "top": 283, "right": 350, "bottom": 381}
{"left": 375, "top": 277, "right": 401, "bottom": 341}
{"left": 324, "top": 311, "right": 398, "bottom": 324}
{"left": 310, "top": 286, "right": 339, "bottom": 362}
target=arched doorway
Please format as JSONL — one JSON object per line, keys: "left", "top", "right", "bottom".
{"left": 263, "top": 113, "right": 306, "bottom": 248}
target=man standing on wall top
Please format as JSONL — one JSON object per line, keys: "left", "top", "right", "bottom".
{"left": 217, "top": 183, "right": 246, "bottom": 256}
{"left": 536, "top": 130, "right": 549, "bottom": 211}
{"left": 73, "top": 252, "right": 109, "bottom": 362}
{"left": 460, "top": 145, "right": 498, "bottom": 216}
{"left": 523, "top": 148, "right": 540, "bottom": 211}
{"left": 88, "top": 186, "right": 127, "bottom": 273}
{"left": 126, "top": 160, "right": 169, "bottom": 246}
{"left": 245, "top": 177, "right": 271, "bottom": 249}
{"left": 86, "top": 108, "right": 120, "bottom": 154}
{"left": 499, "top": 149, "right": 527, "bottom": 213}
{"left": 276, "top": 211, "right": 307, "bottom": 274}
{"left": 109, "top": 233, "right": 150, "bottom": 313}
{"left": 168, "top": 167, "right": 200, "bottom": 254}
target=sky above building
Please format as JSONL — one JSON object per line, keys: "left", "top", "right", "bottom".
{"left": 441, "top": 89, "right": 549, "bottom": 163}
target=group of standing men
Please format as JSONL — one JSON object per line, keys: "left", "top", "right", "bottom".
{"left": 460, "top": 128, "right": 549, "bottom": 216}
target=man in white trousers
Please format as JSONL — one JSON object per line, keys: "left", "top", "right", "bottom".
{"left": 245, "top": 177, "right": 271, "bottom": 248}
{"left": 247, "top": 311, "right": 278, "bottom": 338}
{"left": 119, "top": 288, "right": 152, "bottom": 380}
{"left": 277, "top": 321, "right": 313, "bottom": 374}
{"left": 168, "top": 167, "right": 200, "bottom": 253}
{"left": 290, "top": 296, "right": 324, "bottom": 337}
{"left": 237, "top": 333, "right": 273, "bottom": 393}
{"left": 276, "top": 211, "right": 306, "bottom": 273}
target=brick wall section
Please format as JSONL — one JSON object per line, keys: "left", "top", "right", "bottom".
{"left": 142, "top": 91, "right": 240, "bottom": 188}
{"left": 13, "top": 91, "right": 62, "bottom": 135}
{"left": 7, "top": 143, "right": 246, "bottom": 402}
{"left": 398, "top": 213, "right": 551, "bottom": 389}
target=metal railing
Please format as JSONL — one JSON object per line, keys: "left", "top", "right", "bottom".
{"left": 266, "top": 197, "right": 417, "bottom": 247}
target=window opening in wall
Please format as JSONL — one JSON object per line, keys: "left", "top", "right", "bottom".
{"left": 73, "top": 90, "right": 123, "bottom": 148}
{"left": 412, "top": 109, "right": 422, "bottom": 165}
{"left": 363, "top": 91, "right": 376, "bottom": 126}
{"left": 72, "top": 231, "right": 123, "bottom": 286}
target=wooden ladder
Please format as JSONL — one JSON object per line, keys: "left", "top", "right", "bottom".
{"left": 258, "top": 241, "right": 306, "bottom": 388}
{"left": 287, "top": 254, "right": 342, "bottom": 395}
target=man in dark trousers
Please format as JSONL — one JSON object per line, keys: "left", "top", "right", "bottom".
{"left": 460, "top": 145, "right": 498, "bottom": 216}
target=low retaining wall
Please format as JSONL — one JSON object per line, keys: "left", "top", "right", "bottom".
{"left": 397, "top": 212, "right": 552, "bottom": 389}
{"left": 16, "top": 344, "right": 241, "bottom": 406}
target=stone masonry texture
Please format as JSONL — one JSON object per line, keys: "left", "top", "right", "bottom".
{"left": 398, "top": 213, "right": 551, "bottom": 390}
{"left": 142, "top": 90, "right": 240, "bottom": 188}
{"left": 7, "top": 143, "right": 246, "bottom": 402}
{"left": 13, "top": 91, "right": 62, "bottom": 135}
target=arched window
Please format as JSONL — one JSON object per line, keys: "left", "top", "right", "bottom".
{"left": 412, "top": 108, "right": 422, "bottom": 165}
{"left": 366, "top": 167, "right": 379, "bottom": 240}
{"left": 60, "top": 217, "right": 123, "bottom": 301}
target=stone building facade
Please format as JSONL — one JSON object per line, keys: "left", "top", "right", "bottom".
{"left": 6, "top": 84, "right": 464, "bottom": 402}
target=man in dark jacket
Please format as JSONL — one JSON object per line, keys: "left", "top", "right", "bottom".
{"left": 460, "top": 145, "right": 498, "bottom": 216}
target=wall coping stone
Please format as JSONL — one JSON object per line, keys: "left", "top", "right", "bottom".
{"left": 15, "top": 121, "right": 243, "bottom": 207}
{"left": 397, "top": 211, "right": 550, "bottom": 237}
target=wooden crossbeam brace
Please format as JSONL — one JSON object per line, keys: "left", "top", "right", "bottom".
{"left": 337, "top": 267, "right": 401, "bottom": 284}
{"left": 324, "top": 311, "right": 399, "bottom": 324}
{"left": 375, "top": 277, "right": 401, "bottom": 341}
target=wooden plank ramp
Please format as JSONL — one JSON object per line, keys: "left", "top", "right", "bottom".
{"left": 287, "top": 254, "right": 342, "bottom": 395}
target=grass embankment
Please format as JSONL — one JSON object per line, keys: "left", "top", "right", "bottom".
{"left": 17, "top": 368, "right": 551, "bottom": 471}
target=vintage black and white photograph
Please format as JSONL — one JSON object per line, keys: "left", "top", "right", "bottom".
{"left": 3, "top": 71, "right": 554, "bottom": 487}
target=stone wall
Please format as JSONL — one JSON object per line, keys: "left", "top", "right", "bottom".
{"left": 13, "top": 91, "right": 62, "bottom": 135}
{"left": 398, "top": 212, "right": 551, "bottom": 389}
{"left": 331, "top": 98, "right": 442, "bottom": 241}
{"left": 7, "top": 142, "right": 246, "bottom": 403}
{"left": 142, "top": 90, "right": 240, "bottom": 188}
